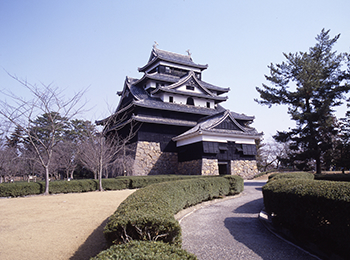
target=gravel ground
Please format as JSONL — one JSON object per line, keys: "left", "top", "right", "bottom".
{"left": 180, "top": 180, "right": 318, "bottom": 260}
{"left": 0, "top": 189, "right": 135, "bottom": 260}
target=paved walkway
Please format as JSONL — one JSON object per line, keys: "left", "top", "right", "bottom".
{"left": 180, "top": 180, "right": 318, "bottom": 260}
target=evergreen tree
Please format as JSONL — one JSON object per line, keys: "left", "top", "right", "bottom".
{"left": 6, "top": 126, "right": 23, "bottom": 149}
{"left": 255, "top": 29, "right": 350, "bottom": 174}
{"left": 28, "top": 112, "right": 69, "bottom": 146}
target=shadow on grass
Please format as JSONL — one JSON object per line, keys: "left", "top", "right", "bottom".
{"left": 70, "top": 218, "right": 109, "bottom": 260}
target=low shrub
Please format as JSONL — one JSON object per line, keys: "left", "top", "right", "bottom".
{"left": 127, "top": 175, "right": 196, "bottom": 189}
{"left": 102, "top": 178, "right": 130, "bottom": 191}
{"left": 315, "top": 173, "right": 350, "bottom": 182}
{"left": 268, "top": 171, "right": 314, "bottom": 182}
{"left": 48, "top": 179, "right": 98, "bottom": 194}
{"left": 0, "top": 175, "right": 199, "bottom": 197}
{"left": 223, "top": 175, "right": 244, "bottom": 194}
{"left": 1, "top": 174, "right": 244, "bottom": 199}
{"left": 91, "top": 240, "right": 197, "bottom": 260}
{"left": 104, "top": 177, "right": 232, "bottom": 246}
{"left": 263, "top": 178, "right": 350, "bottom": 258}
{"left": 0, "top": 182, "right": 42, "bottom": 197}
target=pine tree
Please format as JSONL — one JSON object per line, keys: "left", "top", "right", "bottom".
{"left": 255, "top": 29, "right": 350, "bottom": 174}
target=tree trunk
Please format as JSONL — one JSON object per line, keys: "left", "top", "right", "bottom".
{"left": 69, "top": 169, "right": 74, "bottom": 180}
{"left": 122, "top": 144, "right": 126, "bottom": 176}
{"left": 44, "top": 166, "right": 50, "bottom": 195}
{"left": 316, "top": 156, "right": 322, "bottom": 174}
{"left": 98, "top": 157, "right": 104, "bottom": 191}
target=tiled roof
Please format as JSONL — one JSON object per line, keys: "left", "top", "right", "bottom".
{"left": 201, "top": 80, "right": 230, "bottom": 93}
{"left": 138, "top": 48, "right": 208, "bottom": 72}
{"left": 229, "top": 111, "right": 255, "bottom": 121}
{"left": 134, "top": 99, "right": 225, "bottom": 116}
{"left": 150, "top": 71, "right": 227, "bottom": 102}
{"left": 174, "top": 110, "right": 262, "bottom": 140}
{"left": 132, "top": 115, "right": 197, "bottom": 127}
{"left": 135, "top": 72, "right": 229, "bottom": 94}
{"left": 134, "top": 72, "right": 179, "bottom": 85}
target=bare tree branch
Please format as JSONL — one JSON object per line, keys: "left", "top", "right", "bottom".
{"left": 0, "top": 74, "right": 87, "bottom": 194}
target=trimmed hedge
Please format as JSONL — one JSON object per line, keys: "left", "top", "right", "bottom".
{"left": 104, "top": 176, "right": 240, "bottom": 246}
{"left": 268, "top": 171, "right": 314, "bottom": 182}
{"left": 223, "top": 175, "right": 244, "bottom": 194}
{"left": 0, "top": 182, "right": 43, "bottom": 197}
{"left": 263, "top": 178, "right": 350, "bottom": 258}
{"left": 127, "top": 175, "right": 197, "bottom": 189}
{"left": 91, "top": 240, "right": 197, "bottom": 260}
{"left": 315, "top": 173, "right": 350, "bottom": 182}
{"left": 0, "top": 175, "right": 209, "bottom": 197}
{"left": 49, "top": 179, "right": 98, "bottom": 193}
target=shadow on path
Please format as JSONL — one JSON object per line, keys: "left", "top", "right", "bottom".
{"left": 233, "top": 198, "right": 263, "bottom": 214}
{"left": 224, "top": 216, "right": 276, "bottom": 259}
{"left": 224, "top": 195, "right": 316, "bottom": 259}
{"left": 244, "top": 181, "right": 266, "bottom": 186}
{"left": 70, "top": 218, "right": 109, "bottom": 260}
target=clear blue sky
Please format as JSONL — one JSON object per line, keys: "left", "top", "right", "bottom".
{"left": 1, "top": 0, "right": 350, "bottom": 140}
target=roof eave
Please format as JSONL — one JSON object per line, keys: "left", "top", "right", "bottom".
{"left": 173, "top": 129, "right": 263, "bottom": 142}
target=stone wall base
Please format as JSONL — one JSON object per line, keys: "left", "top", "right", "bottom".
{"left": 132, "top": 141, "right": 258, "bottom": 178}
{"left": 177, "top": 160, "right": 202, "bottom": 175}
{"left": 177, "top": 158, "right": 219, "bottom": 175}
{"left": 133, "top": 141, "right": 178, "bottom": 175}
{"left": 231, "top": 160, "right": 258, "bottom": 179}
{"left": 202, "top": 158, "right": 219, "bottom": 175}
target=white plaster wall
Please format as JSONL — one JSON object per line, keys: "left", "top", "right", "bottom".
{"left": 145, "top": 80, "right": 156, "bottom": 90}
{"left": 177, "top": 85, "right": 204, "bottom": 94}
{"left": 176, "top": 134, "right": 256, "bottom": 147}
{"left": 160, "top": 93, "right": 213, "bottom": 108}
{"left": 160, "top": 61, "right": 201, "bottom": 73}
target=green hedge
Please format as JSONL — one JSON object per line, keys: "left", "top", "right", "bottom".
{"left": 127, "top": 175, "right": 197, "bottom": 189}
{"left": 223, "top": 175, "right": 244, "bottom": 194}
{"left": 0, "top": 182, "right": 43, "bottom": 197}
{"left": 0, "top": 175, "right": 211, "bottom": 197}
{"left": 263, "top": 178, "right": 350, "bottom": 258}
{"left": 268, "top": 171, "right": 314, "bottom": 182}
{"left": 91, "top": 240, "right": 197, "bottom": 260}
{"left": 104, "top": 176, "right": 239, "bottom": 246}
{"left": 49, "top": 179, "right": 98, "bottom": 193}
{"left": 315, "top": 173, "right": 350, "bottom": 182}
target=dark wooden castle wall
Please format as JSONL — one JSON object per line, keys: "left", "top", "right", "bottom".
{"left": 178, "top": 141, "right": 257, "bottom": 162}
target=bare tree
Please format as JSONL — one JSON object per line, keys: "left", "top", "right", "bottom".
{"left": 79, "top": 117, "right": 139, "bottom": 191}
{"left": 0, "top": 74, "right": 86, "bottom": 194}
{"left": 258, "top": 139, "right": 290, "bottom": 172}
{"left": 51, "top": 141, "right": 77, "bottom": 180}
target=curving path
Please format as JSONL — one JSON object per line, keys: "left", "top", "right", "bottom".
{"left": 180, "top": 180, "right": 318, "bottom": 260}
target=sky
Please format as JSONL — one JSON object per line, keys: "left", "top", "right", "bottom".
{"left": 1, "top": 0, "right": 350, "bottom": 141}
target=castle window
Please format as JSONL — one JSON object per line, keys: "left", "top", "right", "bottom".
{"left": 169, "top": 96, "right": 173, "bottom": 103}
{"left": 165, "top": 66, "right": 171, "bottom": 74}
{"left": 206, "top": 102, "right": 210, "bottom": 108}
{"left": 186, "top": 97, "right": 194, "bottom": 106}
{"left": 186, "top": 85, "right": 195, "bottom": 91}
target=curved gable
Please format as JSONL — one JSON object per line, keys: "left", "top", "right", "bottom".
{"left": 213, "top": 117, "right": 244, "bottom": 131}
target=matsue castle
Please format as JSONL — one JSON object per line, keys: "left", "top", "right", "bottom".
{"left": 98, "top": 45, "right": 262, "bottom": 179}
